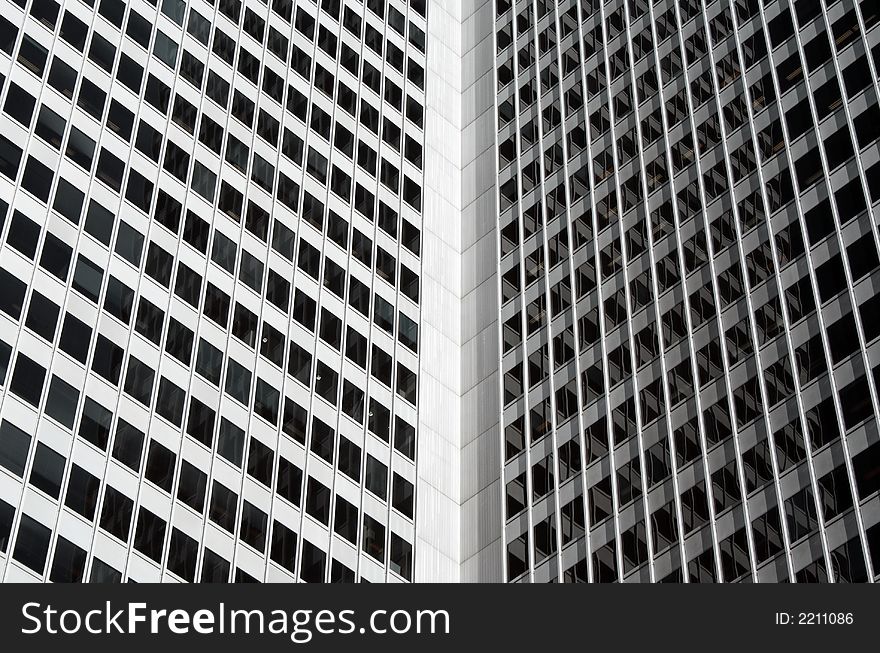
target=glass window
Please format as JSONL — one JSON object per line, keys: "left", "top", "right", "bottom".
{"left": 365, "top": 455, "right": 388, "bottom": 500}
{"left": 112, "top": 419, "right": 145, "bottom": 472}
{"left": 0, "top": 420, "right": 32, "bottom": 477}
{"left": 145, "top": 439, "right": 175, "bottom": 493}
{"left": 177, "top": 461, "right": 207, "bottom": 513}
{"left": 186, "top": 397, "right": 215, "bottom": 448}
{"left": 72, "top": 255, "right": 103, "bottom": 303}
{"left": 276, "top": 457, "right": 302, "bottom": 506}
{"left": 239, "top": 501, "right": 268, "bottom": 553}
{"left": 246, "top": 437, "right": 273, "bottom": 488}
{"left": 99, "top": 486, "right": 134, "bottom": 542}
{"left": 64, "top": 464, "right": 100, "bottom": 521}
{"left": 49, "top": 536, "right": 87, "bottom": 583}
{"left": 26, "top": 291, "right": 60, "bottom": 342}
{"left": 306, "top": 477, "right": 331, "bottom": 525}
{"left": 10, "top": 353, "right": 46, "bottom": 407}
{"left": 225, "top": 359, "right": 252, "bottom": 405}
{"left": 13, "top": 514, "right": 51, "bottom": 574}
{"left": 40, "top": 232, "right": 73, "bottom": 281}
{"left": 45, "top": 375, "right": 80, "bottom": 429}
{"left": 156, "top": 377, "right": 186, "bottom": 427}
{"left": 28, "top": 442, "right": 65, "bottom": 499}
{"left": 78, "top": 397, "right": 112, "bottom": 450}
{"left": 218, "top": 418, "right": 245, "bottom": 468}
{"left": 209, "top": 481, "right": 238, "bottom": 532}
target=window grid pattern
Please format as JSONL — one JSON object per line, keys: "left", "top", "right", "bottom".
{"left": 497, "top": 0, "right": 880, "bottom": 583}
{"left": 0, "top": 0, "right": 426, "bottom": 583}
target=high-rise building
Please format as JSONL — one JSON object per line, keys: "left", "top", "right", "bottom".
{"left": 2, "top": 0, "right": 880, "bottom": 586}
{"left": 0, "top": 0, "right": 427, "bottom": 583}
{"left": 492, "top": 0, "right": 880, "bottom": 583}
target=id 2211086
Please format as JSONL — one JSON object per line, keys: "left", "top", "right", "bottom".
{"left": 775, "top": 612, "right": 854, "bottom": 625}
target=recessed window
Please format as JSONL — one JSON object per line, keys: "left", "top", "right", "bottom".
{"left": 133, "top": 507, "right": 166, "bottom": 562}
{"left": 156, "top": 377, "right": 186, "bottom": 427}
{"left": 99, "top": 486, "right": 134, "bottom": 543}
{"left": 362, "top": 514, "right": 385, "bottom": 563}
{"left": 306, "top": 477, "right": 331, "bottom": 525}
{"left": 112, "top": 419, "right": 145, "bottom": 472}
{"left": 64, "top": 464, "right": 100, "bottom": 521}
{"left": 10, "top": 353, "right": 46, "bottom": 407}
{"left": 338, "top": 436, "right": 361, "bottom": 483}
{"left": 13, "top": 514, "right": 51, "bottom": 575}
{"left": 167, "top": 528, "right": 198, "bottom": 582}
{"left": 104, "top": 277, "right": 134, "bottom": 324}
{"left": 255, "top": 379, "right": 280, "bottom": 425}
{"left": 239, "top": 501, "right": 268, "bottom": 553}
{"left": 225, "top": 359, "right": 252, "bottom": 405}
{"left": 201, "top": 548, "right": 230, "bottom": 583}
{"left": 0, "top": 420, "right": 31, "bottom": 477}
{"left": 218, "top": 418, "right": 245, "bottom": 468}
{"left": 145, "top": 439, "right": 175, "bottom": 493}
{"left": 177, "top": 461, "right": 207, "bottom": 513}
{"left": 7, "top": 210, "right": 41, "bottom": 259}
{"left": 300, "top": 540, "right": 326, "bottom": 583}
{"left": 28, "top": 442, "right": 65, "bottom": 499}
{"left": 334, "top": 496, "right": 358, "bottom": 544}
{"left": 26, "top": 291, "right": 60, "bottom": 342}
{"left": 165, "top": 318, "right": 194, "bottom": 365}
{"left": 123, "top": 357, "right": 155, "bottom": 406}
{"left": 78, "top": 397, "right": 112, "bottom": 451}
{"left": 393, "top": 474, "right": 414, "bottom": 519}
{"left": 72, "top": 255, "right": 103, "bottom": 303}
{"left": 186, "top": 397, "right": 215, "bottom": 448}
{"left": 4, "top": 82, "right": 36, "bottom": 128}
{"left": 209, "top": 481, "right": 238, "bottom": 533}
{"left": 40, "top": 232, "right": 73, "bottom": 281}
{"left": 49, "top": 537, "right": 87, "bottom": 583}
{"left": 196, "top": 339, "right": 223, "bottom": 386}
{"left": 276, "top": 457, "right": 302, "bottom": 507}
{"left": 45, "top": 375, "right": 79, "bottom": 429}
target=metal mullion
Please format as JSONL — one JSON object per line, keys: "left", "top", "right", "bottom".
{"left": 634, "top": 0, "right": 710, "bottom": 583}
{"left": 203, "top": 0, "right": 283, "bottom": 584}
{"left": 806, "top": 3, "right": 880, "bottom": 582}
{"left": 594, "top": 0, "right": 632, "bottom": 583}
{"left": 667, "top": 0, "right": 756, "bottom": 582}
{"left": 402, "top": 0, "right": 429, "bottom": 586}
{"left": 753, "top": 0, "right": 876, "bottom": 581}
{"left": 249, "top": 0, "right": 312, "bottom": 582}
{"left": 150, "top": 0, "right": 296, "bottom": 586}
{"left": 697, "top": 0, "right": 804, "bottom": 582}
{"left": 493, "top": 4, "right": 518, "bottom": 586}
{"left": 528, "top": 0, "right": 566, "bottom": 583}
{"left": 723, "top": 0, "right": 835, "bottom": 583}
{"left": 378, "top": 5, "right": 424, "bottom": 584}
{"left": 349, "top": 4, "right": 405, "bottom": 583}
{"left": 5, "top": 0, "right": 193, "bottom": 584}
{"left": 0, "top": 0, "right": 106, "bottom": 582}
{"left": 615, "top": 0, "right": 692, "bottom": 584}
{"left": 288, "top": 3, "right": 356, "bottom": 584}
{"left": 93, "top": 0, "right": 199, "bottom": 585}
{"left": 505, "top": 0, "right": 538, "bottom": 583}
{"left": 177, "top": 0, "right": 264, "bottom": 585}
{"left": 105, "top": 0, "right": 231, "bottom": 585}
{"left": 547, "top": 0, "right": 596, "bottom": 583}
{"left": 569, "top": 0, "right": 621, "bottom": 584}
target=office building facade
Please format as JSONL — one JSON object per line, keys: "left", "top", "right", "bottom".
{"left": 0, "top": 0, "right": 426, "bottom": 583}
{"left": 496, "top": 0, "right": 880, "bottom": 583}
{"left": 2, "top": 0, "right": 880, "bottom": 585}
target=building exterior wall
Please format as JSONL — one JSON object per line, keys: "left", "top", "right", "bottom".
{"left": 496, "top": 0, "right": 880, "bottom": 583}
{"left": 0, "top": 0, "right": 427, "bottom": 583}
{"left": 3, "top": 0, "right": 880, "bottom": 585}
